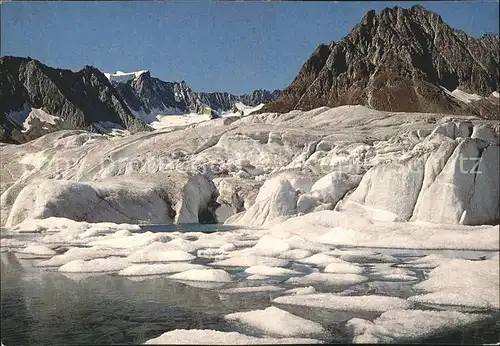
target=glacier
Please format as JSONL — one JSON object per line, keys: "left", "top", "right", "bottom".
{"left": 1, "top": 105, "right": 499, "bottom": 344}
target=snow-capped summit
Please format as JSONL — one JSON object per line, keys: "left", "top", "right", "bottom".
{"left": 104, "top": 70, "right": 149, "bottom": 83}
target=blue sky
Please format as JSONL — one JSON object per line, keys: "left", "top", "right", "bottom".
{"left": 2, "top": 1, "right": 499, "bottom": 94}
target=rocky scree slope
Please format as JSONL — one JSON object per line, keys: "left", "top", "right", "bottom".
{"left": 259, "top": 5, "right": 500, "bottom": 119}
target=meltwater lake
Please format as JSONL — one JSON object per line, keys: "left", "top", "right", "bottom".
{"left": 1, "top": 224, "right": 499, "bottom": 345}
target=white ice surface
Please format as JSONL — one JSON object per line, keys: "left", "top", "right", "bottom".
{"left": 285, "top": 272, "right": 368, "bottom": 286}
{"left": 58, "top": 257, "right": 130, "bottom": 273}
{"left": 169, "top": 268, "right": 233, "bottom": 282}
{"left": 442, "top": 87, "right": 483, "bottom": 104}
{"left": 126, "top": 243, "right": 195, "bottom": 263}
{"left": 150, "top": 113, "right": 212, "bottom": 130}
{"left": 104, "top": 70, "right": 148, "bottom": 83}
{"left": 298, "top": 253, "right": 343, "bottom": 266}
{"left": 36, "top": 246, "right": 131, "bottom": 267}
{"left": 220, "top": 103, "right": 265, "bottom": 117}
{"left": 212, "top": 255, "right": 288, "bottom": 268}
{"left": 163, "top": 238, "right": 200, "bottom": 253}
{"left": 118, "top": 263, "right": 206, "bottom": 276}
{"left": 244, "top": 265, "right": 301, "bottom": 277}
{"left": 225, "top": 306, "right": 326, "bottom": 338}
{"left": 369, "top": 263, "right": 417, "bottom": 281}
{"left": 274, "top": 293, "right": 411, "bottom": 312}
{"left": 246, "top": 274, "right": 270, "bottom": 280}
{"left": 284, "top": 286, "right": 317, "bottom": 295}
{"left": 144, "top": 329, "right": 321, "bottom": 344}
{"left": 18, "top": 244, "right": 56, "bottom": 256}
{"left": 219, "top": 285, "right": 285, "bottom": 294}
{"left": 347, "top": 309, "right": 490, "bottom": 343}
{"left": 1, "top": 238, "right": 27, "bottom": 250}
{"left": 398, "top": 254, "right": 453, "bottom": 269}
{"left": 324, "top": 261, "right": 364, "bottom": 274}
{"left": 88, "top": 232, "right": 163, "bottom": 249}
{"left": 278, "top": 249, "right": 313, "bottom": 260}
{"left": 409, "top": 254, "right": 499, "bottom": 309}
{"left": 92, "top": 121, "right": 129, "bottom": 136}
{"left": 6, "top": 103, "right": 62, "bottom": 132}
{"left": 268, "top": 210, "right": 499, "bottom": 250}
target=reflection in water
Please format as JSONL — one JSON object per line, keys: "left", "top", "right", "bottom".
{"left": 1, "top": 248, "right": 499, "bottom": 345}
{"left": 1, "top": 252, "right": 238, "bottom": 345}
{"left": 137, "top": 223, "right": 246, "bottom": 234}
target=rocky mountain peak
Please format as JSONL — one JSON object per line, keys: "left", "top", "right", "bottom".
{"left": 259, "top": 5, "right": 499, "bottom": 119}
{"left": 0, "top": 56, "right": 150, "bottom": 143}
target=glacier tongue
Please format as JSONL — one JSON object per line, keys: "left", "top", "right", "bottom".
{"left": 1, "top": 105, "right": 499, "bottom": 228}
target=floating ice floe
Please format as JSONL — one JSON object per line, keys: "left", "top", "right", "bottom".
{"left": 347, "top": 309, "right": 490, "bottom": 343}
{"left": 265, "top": 210, "right": 499, "bottom": 251}
{"left": 17, "top": 244, "right": 56, "bottom": 256}
{"left": 285, "top": 273, "right": 368, "bottom": 286}
{"left": 278, "top": 249, "right": 313, "bottom": 260}
{"left": 246, "top": 274, "right": 270, "bottom": 280}
{"left": 219, "top": 285, "right": 285, "bottom": 294}
{"left": 336, "top": 252, "right": 399, "bottom": 263}
{"left": 225, "top": 306, "right": 327, "bottom": 338}
{"left": 368, "top": 263, "right": 417, "bottom": 281}
{"left": 36, "top": 246, "right": 131, "bottom": 267}
{"left": 1, "top": 238, "right": 29, "bottom": 250}
{"left": 10, "top": 217, "right": 140, "bottom": 235}
{"left": 212, "top": 254, "right": 289, "bottom": 268}
{"left": 298, "top": 253, "right": 343, "bottom": 266}
{"left": 284, "top": 286, "right": 317, "bottom": 296}
{"left": 197, "top": 248, "right": 231, "bottom": 260}
{"left": 397, "top": 254, "right": 453, "bottom": 269}
{"left": 88, "top": 231, "right": 166, "bottom": 249}
{"left": 126, "top": 243, "right": 196, "bottom": 263}
{"left": 273, "top": 293, "right": 411, "bottom": 312}
{"left": 244, "top": 265, "right": 301, "bottom": 277}
{"left": 323, "top": 261, "right": 364, "bottom": 274}
{"left": 409, "top": 254, "right": 499, "bottom": 309}
{"left": 169, "top": 268, "right": 233, "bottom": 282}
{"left": 144, "top": 329, "right": 322, "bottom": 344}
{"left": 118, "top": 263, "right": 207, "bottom": 276}
{"left": 58, "top": 256, "right": 130, "bottom": 273}
{"left": 163, "top": 238, "right": 199, "bottom": 253}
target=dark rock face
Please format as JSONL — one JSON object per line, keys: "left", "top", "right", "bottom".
{"left": 113, "top": 72, "right": 281, "bottom": 119}
{"left": 0, "top": 56, "right": 151, "bottom": 143}
{"left": 0, "top": 56, "right": 281, "bottom": 143}
{"left": 259, "top": 5, "right": 500, "bottom": 118}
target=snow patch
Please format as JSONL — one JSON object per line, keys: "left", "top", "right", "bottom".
{"left": 441, "top": 86, "right": 483, "bottom": 104}
{"left": 104, "top": 70, "right": 148, "bottom": 83}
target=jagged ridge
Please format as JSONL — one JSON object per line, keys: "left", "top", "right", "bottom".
{"left": 112, "top": 71, "right": 281, "bottom": 121}
{"left": 0, "top": 56, "right": 151, "bottom": 143}
{"left": 259, "top": 5, "right": 500, "bottom": 118}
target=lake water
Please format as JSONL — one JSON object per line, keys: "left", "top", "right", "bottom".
{"left": 137, "top": 223, "right": 246, "bottom": 234}
{"left": 1, "top": 226, "right": 499, "bottom": 345}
